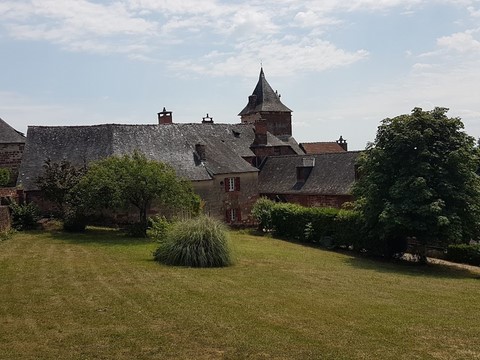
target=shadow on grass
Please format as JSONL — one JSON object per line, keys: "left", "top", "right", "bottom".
{"left": 344, "top": 254, "right": 480, "bottom": 280}
{"left": 262, "top": 234, "right": 480, "bottom": 280}
{"left": 46, "top": 227, "right": 155, "bottom": 247}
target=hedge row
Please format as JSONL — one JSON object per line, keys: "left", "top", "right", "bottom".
{"left": 446, "top": 243, "right": 480, "bottom": 266}
{"left": 252, "top": 199, "right": 364, "bottom": 248}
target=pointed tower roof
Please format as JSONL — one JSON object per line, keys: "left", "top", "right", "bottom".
{"left": 0, "top": 118, "right": 26, "bottom": 143}
{"left": 238, "top": 68, "right": 292, "bottom": 116}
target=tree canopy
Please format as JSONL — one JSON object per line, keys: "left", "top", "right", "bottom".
{"left": 353, "top": 107, "right": 480, "bottom": 257}
{"left": 76, "top": 151, "right": 200, "bottom": 236}
{"left": 36, "top": 158, "right": 86, "bottom": 217}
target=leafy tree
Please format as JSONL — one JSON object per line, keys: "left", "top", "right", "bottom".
{"left": 76, "top": 151, "right": 200, "bottom": 237}
{"left": 35, "top": 158, "right": 86, "bottom": 218}
{"left": 0, "top": 168, "right": 10, "bottom": 187}
{"left": 353, "top": 107, "right": 480, "bottom": 261}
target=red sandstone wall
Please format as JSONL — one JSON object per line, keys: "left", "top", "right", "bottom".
{"left": 0, "top": 143, "right": 25, "bottom": 185}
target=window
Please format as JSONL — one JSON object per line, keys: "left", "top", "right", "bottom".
{"left": 228, "top": 177, "right": 235, "bottom": 192}
{"left": 226, "top": 208, "right": 242, "bottom": 223}
{"left": 224, "top": 177, "right": 240, "bottom": 192}
{"left": 230, "top": 208, "right": 237, "bottom": 222}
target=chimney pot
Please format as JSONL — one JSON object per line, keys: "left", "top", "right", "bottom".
{"left": 158, "top": 107, "right": 173, "bottom": 124}
{"left": 336, "top": 135, "right": 348, "bottom": 151}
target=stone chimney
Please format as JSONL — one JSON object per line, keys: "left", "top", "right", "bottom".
{"left": 158, "top": 107, "right": 172, "bottom": 124}
{"left": 253, "top": 120, "right": 267, "bottom": 146}
{"left": 195, "top": 143, "right": 206, "bottom": 161}
{"left": 202, "top": 113, "right": 214, "bottom": 124}
{"left": 296, "top": 157, "right": 315, "bottom": 182}
{"left": 336, "top": 135, "right": 348, "bottom": 151}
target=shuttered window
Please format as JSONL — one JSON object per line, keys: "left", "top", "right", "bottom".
{"left": 224, "top": 177, "right": 240, "bottom": 192}
{"left": 226, "top": 208, "right": 242, "bottom": 223}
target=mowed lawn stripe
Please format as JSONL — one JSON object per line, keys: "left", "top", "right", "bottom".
{"left": 0, "top": 229, "right": 479, "bottom": 359}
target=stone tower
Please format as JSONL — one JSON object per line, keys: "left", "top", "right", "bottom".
{"left": 238, "top": 68, "right": 292, "bottom": 138}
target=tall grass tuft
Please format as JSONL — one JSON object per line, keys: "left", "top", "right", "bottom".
{"left": 153, "top": 216, "right": 232, "bottom": 267}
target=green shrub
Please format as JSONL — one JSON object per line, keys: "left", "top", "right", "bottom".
{"left": 0, "top": 168, "right": 10, "bottom": 187}
{"left": 126, "top": 222, "right": 148, "bottom": 238}
{"left": 0, "top": 229, "right": 15, "bottom": 241}
{"left": 148, "top": 215, "right": 171, "bottom": 240}
{"left": 153, "top": 216, "right": 232, "bottom": 267}
{"left": 270, "top": 203, "right": 307, "bottom": 240}
{"left": 270, "top": 203, "right": 340, "bottom": 243}
{"left": 333, "top": 209, "right": 365, "bottom": 249}
{"left": 251, "top": 197, "right": 275, "bottom": 232}
{"left": 446, "top": 243, "right": 480, "bottom": 266}
{"left": 9, "top": 202, "right": 40, "bottom": 230}
{"left": 63, "top": 208, "right": 87, "bottom": 233}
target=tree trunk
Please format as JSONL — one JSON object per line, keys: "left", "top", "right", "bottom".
{"left": 139, "top": 207, "right": 148, "bottom": 237}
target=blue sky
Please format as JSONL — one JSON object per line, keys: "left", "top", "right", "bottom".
{"left": 1, "top": 0, "right": 480, "bottom": 150}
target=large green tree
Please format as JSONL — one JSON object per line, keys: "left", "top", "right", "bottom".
{"left": 76, "top": 151, "right": 200, "bottom": 236}
{"left": 354, "top": 107, "right": 480, "bottom": 259}
{"left": 36, "top": 158, "right": 86, "bottom": 217}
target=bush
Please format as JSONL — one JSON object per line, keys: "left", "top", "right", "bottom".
{"left": 0, "top": 168, "right": 10, "bottom": 187}
{"left": 148, "top": 215, "right": 171, "bottom": 240}
{"left": 0, "top": 229, "right": 15, "bottom": 241}
{"left": 251, "top": 197, "right": 275, "bottom": 232}
{"left": 9, "top": 202, "right": 40, "bottom": 230}
{"left": 270, "top": 203, "right": 307, "bottom": 240}
{"left": 333, "top": 210, "right": 365, "bottom": 249}
{"left": 270, "top": 203, "right": 340, "bottom": 243}
{"left": 446, "top": 243, "right": 480, "bottom": 266}
{"left": 153, "top": 216, "right": 232, "bottom": 267}
{"left": 63, "top": 208, "right": 87, "bottom": 233}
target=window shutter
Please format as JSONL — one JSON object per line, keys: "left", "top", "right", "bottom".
{"left": 224, "top": 178, "right": 229, "bottom": 192}
{"left": 235, "top": 177, "right": 240, "bottom": 191}
{"left": 237, "top": 209, "right": 242, "bottom": 222}
{"left": 225, "top": 210, "right": 230, "bottom": 222}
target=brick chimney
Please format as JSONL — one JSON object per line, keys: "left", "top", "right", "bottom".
{"left": 336, "top": 135, "right": 347, "bottom": 151}
{"left": 253, "top": 120, "right": 267, "bottom": 146}
{"left": 158, "top": 107, "right": 172, "bottom": 124}
{"left": 195, "top": 143, "right": 206, "bottom": 161}
{"left": 202, "top": 113, "right": 214, "bottom": 124}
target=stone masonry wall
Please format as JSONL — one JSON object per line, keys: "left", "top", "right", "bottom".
{"left": 193, "top": 172, "right": 259, "bottom": 225}
{"left": 0, "top": 206, "right": 11, "bottom": 232}
{"left": 0, "top": 143, "right": 25, "bottom": 185}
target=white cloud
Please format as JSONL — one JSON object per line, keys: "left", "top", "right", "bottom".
{"left": 437, "top": 29, "right": 480, "bottom": 52}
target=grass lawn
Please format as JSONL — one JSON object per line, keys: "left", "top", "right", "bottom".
{"left": 1, "top": 229, "right": 479, "bottom": 360}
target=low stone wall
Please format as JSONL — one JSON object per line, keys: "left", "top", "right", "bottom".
{"left": 0, "top": 187, "right": 21, "bottom": 205}
{"left": 0, "top": 206, "right": 11, "bottom": 232}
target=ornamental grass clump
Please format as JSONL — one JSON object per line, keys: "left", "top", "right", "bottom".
{"left": 153, "top": 216, "right": 232, "bottom": 267}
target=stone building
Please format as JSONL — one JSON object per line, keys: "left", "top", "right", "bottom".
{"left": 0, "top": 118, "right": 26, "bottom": 186}
{"left": 258, "top": 152, "right": 360, "bottom": 208}
{"left": 239, "top": 67, "right": 293, "bottom": 138}
{"left": 16, "top": 67, "right": 358, "bottom": 224}
{"left": 18, "top": 114, "right": 303, "bottom": 225}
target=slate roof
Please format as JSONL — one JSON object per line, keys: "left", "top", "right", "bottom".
{"left": 238, "top": 68, "right": 292, "bottom": 116}
{"left": 258, "top": 152, "right": 361, "bottom": 195}
{"left": 300, "top": 142, "right": 346, "bottom": 154}
{"left": 18, "top": 122, "right": 305, "bottom": 191}
{"left": 0, "top": 118, "right": 26, "bottom": 143}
